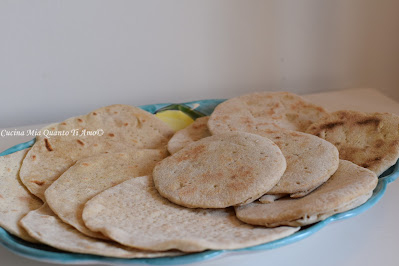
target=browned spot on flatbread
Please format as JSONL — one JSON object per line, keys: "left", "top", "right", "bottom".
{"left": 18, "top": 196, "right": 31, "bottom": 202}
{"left": 290, "top": 132, "right": 302, "bottom": 137}
{"left": 32, "top": 180, "right": 45, "bottom": 186}
{"left": 217, "top": 115, "right": 230, "bottom": 122}
{"left": 0, "top": 194, "right": 3, "bottom": 199}
{"left": 374, "top": 139, "right": 384, "bottom": 148}
{"left": 61, "top": 122, "right": 67, "bottom": 125}
{"left": 77, "top": 140, "right": 85, "bottom": 146}
{"left": 237, "top": 165, "right": 252, "bottom": 177}
{"left": 178, "top": 185, "right": 197, "bottom": 197}
{"left": 44, "top": 138, "right": 53, "bottom": 151}
{"left": 192, "top": 123, "right": 207, "bottom": 130}
{"left": 362, "top": 157, "right": 382, "bottom": 169}
{"left": 290, "top": 101, "right": 306, "bottom": 110}
{"left": 82, "top": 163, "right": 90, "bottom": 166}
{"left": 92, "top": 112, "right": 97, "bottom": 116}
{"left": 320, "top": 122, "right": 344, "bottom": 130}
{"left": 337, "top": 111, "right": 348, "bottom": 119}
{"left": 124, "top": 123, "right": 129, "bottom": 126}
{"left": 32, "top": 155, "right": 36, "bottom": 160}
{"left": 7, "top": 168, "right": 11, "bottom": 172}
{"left": 272, "top": 116, "right": 283, "bottom": 120}
{"left": 175, "top": 144, "right": 206, "bottom": 162}
{"left": 218, "top": 166, "right": 253, "bottom": 190}
{"left": 77, "top": 118, "right": 83, "bottom": 122}
{"left": 108, "top": 133, "right": 115, "bottom": 137}
{"left": 356, "top": 118, "right": 381, "bottom": 126}
{"left": 227, "top": 180, "right": 247, "bottom": 192}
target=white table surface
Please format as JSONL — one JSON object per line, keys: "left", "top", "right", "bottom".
{"left": 0, "top": 88, "right": 398, "bottom": 266}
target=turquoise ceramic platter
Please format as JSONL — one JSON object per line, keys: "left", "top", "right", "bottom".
{"left": 1, "top": 99, "right": 398, "bottom": 265}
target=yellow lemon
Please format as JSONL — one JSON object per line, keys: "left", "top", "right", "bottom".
{"left": 155, "top": 110, "right": 195, "bottom": 131}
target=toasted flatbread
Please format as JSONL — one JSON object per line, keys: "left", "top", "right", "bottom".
{"left": 45, "top": 150, "right": 167, "bottom": 239}
{"left": 20, "top": 204, "right": 182, "bottom": 258}
{"left": 208, "top": 91, "right": 327, "bottom": 135}
{"left": 20, "top": 104, "right": 174, "bottom": 200}
{"left": 235, "top": 160, "right": 378, "bottom": 227}
{"left": 0, "top": 150, "right": 42, "bottom": 242}
{"left": 154, "top": 132, "right": 286, "bottom": 208}
{"left": 193, "top": 125, "right": 339, "bottom": 198}
{"left": 263, "top": 129, "right": 339, "bottom": 198}
{"left": 82, "top": 176, "right": 299, "bottom": 252}
{"left": 306, "top": 110, "right": 399, "bottom": 175}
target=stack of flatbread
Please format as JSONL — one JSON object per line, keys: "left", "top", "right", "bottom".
{"left": 1, "top": 91, "right": 398, "bottom": 258}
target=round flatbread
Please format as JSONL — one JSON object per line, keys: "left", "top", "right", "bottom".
{"left": 0, "top": 149, "right": 43, "bottom": 242}
{"left": 153, "top": 132, "right": 287, "bottom": 208}
{"left": 167, "top": 116, "right": 211, "bottom": 154}
{"left": 20, "top": 104, "right": 174, "bottom": 200}
{"left": 306, "top": 110, "right": 399, "bottom": 176}
{"left": 82, "top": 176, "right": 299, "bottom": 252}
{"left": 208, "top": 91, "right": 327, "bottom": 135}
{"left": 193, "top": 124, "right": 339, "bottom": 198}
{"left": 20, "top": 204, "right": 182, "bottom": 258}
{"left": 263, "top": 129, "right": 339, "bottom": 198}
{"left": 45, "top": 150, "right": 167, "bottom": 239}
{"left": 235, "top": 160, "right": 378, "bottom": 227}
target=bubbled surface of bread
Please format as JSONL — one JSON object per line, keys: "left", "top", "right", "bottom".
{"left": 154, "top": 132, "right": 287, "bottom": 208}
{"left": 82, "top": 176, "right": 299, "bottom": 252}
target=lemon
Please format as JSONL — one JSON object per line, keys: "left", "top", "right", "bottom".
{"left": 155, "top": 110, "right": 195, "bottom": 131}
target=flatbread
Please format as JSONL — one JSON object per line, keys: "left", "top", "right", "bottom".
{"left": 167, "top": 116, "right": 211, "bottom": 154}
{"left": 0, "top": 150, "right": 42, "bottom": 242}
{"left": 45, "top": 150, "right": 167, "bottom": 239}
{"left": 263, "top": 129, "right": 339, "bottom": 198}
{"left": 306, "top": 110, "right": 399, "bottom": 176}
{"left": 153, "top": 132, "right": 287, "bottom": 208}
{"left": 82, "top": 176, "right": 299, "bottom": 252}
{"left": 235, "top": 160, "right": 378, "bottom": 227}
{"left": 193, "top": 124, "right": 339, "bottom": 198}
{"left": 208, "top": 91, "right": 327, "bottom": 135}
{"left": 20, "top": 104, "right": 174, "bottom": 200}
{"left": 20, "top": 204, "right": 182, "bottom": 258}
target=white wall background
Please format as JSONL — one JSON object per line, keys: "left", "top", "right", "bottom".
{"left": 1, "top": 0, "right": 398, "bottom": 128}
